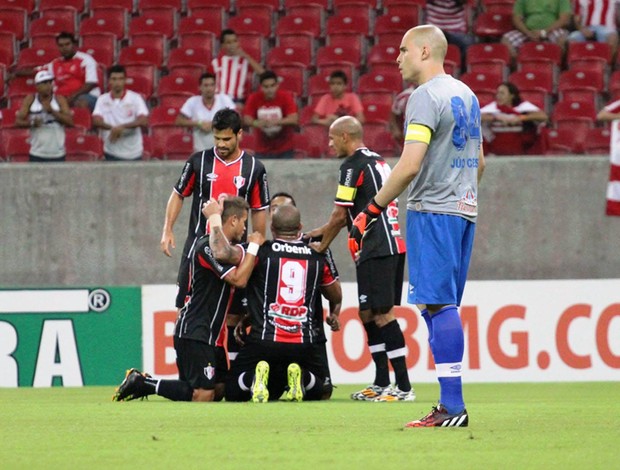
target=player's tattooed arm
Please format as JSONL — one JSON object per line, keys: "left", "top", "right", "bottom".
{"left": 210, "top": 225, "right": 243, "bottom": 265}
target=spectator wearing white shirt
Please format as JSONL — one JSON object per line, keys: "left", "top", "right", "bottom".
{"left": 92, "top": 65, "right": 149, "bottom": 161}
{"left": 175, "top": 73, "right": 236, "bottom": 153}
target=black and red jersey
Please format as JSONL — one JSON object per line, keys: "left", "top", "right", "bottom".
{"left": 173, "top": 148, "right": 270, "bottom": 256}
{"left": 175, "top": 235, "right": 245, "bottom": 346}
{"left": 247, "top": 239, "right": 338, "bottom": 345}
{"left": 334, "top": 147, "right": 406, "bottom": 263}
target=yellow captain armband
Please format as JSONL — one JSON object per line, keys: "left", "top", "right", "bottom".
{"left": 405, "top": 124, "right": 431, "bottom": 144}
{"left": 336, "top": 184, "right": 356, "bottom": 201}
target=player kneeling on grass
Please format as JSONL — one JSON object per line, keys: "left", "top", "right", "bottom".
{"left": 208, "top": 202, "right": 343, "bottom": 402}
{"left": 113, "top": 197, "right": 263, "bottom": 402}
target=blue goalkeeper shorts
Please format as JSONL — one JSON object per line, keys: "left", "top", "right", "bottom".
{"left": 406, "top": 211, "right": 475, "bottom": 306}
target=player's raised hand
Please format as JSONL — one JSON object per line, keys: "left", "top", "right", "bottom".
{"left": 201, "top": 197, "right": 222, "bottom": 219}
{"left": 248, "top": 231, "right": 265, "bottom": 246}
{"left": 347, "top": 198, "right": 384, "bottom": 261}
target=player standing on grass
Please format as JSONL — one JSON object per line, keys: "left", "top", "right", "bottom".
{"left": 305, "top": 116, "right": 414, "bottom": 402}
{"left": 160, "top": 108, "right": 270, "bottom": 369}
{"left": 349, "top": 25, "right": 485, "bottom": 427}
{"left": 113, "top": 197, "right": 263, "bottom": 402}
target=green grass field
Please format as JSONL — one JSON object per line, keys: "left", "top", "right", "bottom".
{"left": 0, "top": 383, "right": 618, "bottom": 469}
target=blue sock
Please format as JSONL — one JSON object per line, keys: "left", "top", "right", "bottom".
{"left": 429, "top": 306, "right": 465, "bottom": 414}
{"left": 421, "top": 309, "right": 432, "bottom": 342}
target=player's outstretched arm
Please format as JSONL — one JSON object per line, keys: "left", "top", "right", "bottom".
{"left": 224, "top": 232, "right": 265, "bottom": 288}
{"left": 306, "top": 205, "right": 348, "bottom": 253}
{"left": 322, "top": 281, "right": 342, "bottom": 332}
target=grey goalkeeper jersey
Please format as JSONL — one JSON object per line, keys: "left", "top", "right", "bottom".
{"left": 404, "top": 74, "right": 482, "bottom": 223}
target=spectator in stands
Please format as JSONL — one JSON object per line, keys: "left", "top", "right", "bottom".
{"left": 501, "top": 0, "right": 572, "bottom": 59}
{"left": 210, "top": 29, "right": 265, "bottom": 109}
{"left": 92, "top": 65, "right": 149, "bottom": 161}
{"left": 596, "top": 98, "right": 620, "bottom": 122}
{"left": 568, "top": 0, "right": 618, "bottom": 59}
{"left": 480, "top": 82, "right": 548, "bottom": 155}
{"left": 389, "top": 82, "right": 415, "bottom": 145}
{"left": 14, "top": 70, "right": 73, "bottom": 162}
{"left": 243, "top": 70, "right": 298, "bottom": 159}
{"left": 175, "top": 73, "right": 236, "bottom": 153}
{"left": 426, "top": 0, "right": 475, "bottom": 70}
{"left": 43, "top": 32, "right": 100, "bottom": 111}
{"left": 312, "top": 70, "right": 365, "bottom": 127}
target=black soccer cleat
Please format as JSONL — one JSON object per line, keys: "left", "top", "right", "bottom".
{"left": 112, "top": 368, "right": 152, "bottom": 402}
{"left": 405, "top": 404, "right": 469, "bottom": 428}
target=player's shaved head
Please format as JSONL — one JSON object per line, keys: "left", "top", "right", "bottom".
{"left": 330, "top": 116, "right": 363, "bottom": 139}
{"left": 404, "top": 25, "right": 448, "bottom": 61}
{"left": 271, "top": 204, "right": 301, "bottom": 237}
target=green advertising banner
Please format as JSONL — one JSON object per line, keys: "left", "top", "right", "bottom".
{"left": 0, "top": 287, "right": 142, "bottom": 387}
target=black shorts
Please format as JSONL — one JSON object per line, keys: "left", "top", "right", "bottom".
{"left": 356, "top": 254, "right": 405, "bottom": 311}
{"left": 174, "top": 337, "right": 228, "bottom": 390}
{"left": 227, "top": 340, "right": 326, "bottom": 401}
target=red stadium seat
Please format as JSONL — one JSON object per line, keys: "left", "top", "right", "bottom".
{"left": 583, "top": 127, "right": 611, "bottom": 155}
{"left": 141, "top": 134, "right": 155, "bottom": 159}
{"left": 567, "top": 41, "right": 612, "bottom": 73}
{"left": 66, "top": 134, "right": 102, "bottom": 161}
{"left": 119, "top": 45, "right": 164, "bottom": 68}
{"left": 4, "top": 130, "right": 32, "bottom": 162}
{"left": 363, "top": 102, "right": 391, "bottom": 124}
{"left": 82, "top": 34, "right": 117, "bottom": 68}
{"left": 367, "top": 44, "right": 399, "bottom": 70}
{"left": 296, "top": 125, "right": 329, "bottom": 158}
{"left": 516, "top": 42, "right": 562, "bottom": 80}
{"left": 167, "top": 46, "right": 211, "bottom": 72}
{"left": 80, "top": 11, "right": 127, "bottom": 41}
{"left": 150, "top": 106, "right": 181, "bottom": 156}
{"left": 164, "top": 132, "right": 194, "bottom": 160}
{"left": 187, "top": 0, "right": 230, "bottom": 11}
{"left": 0, "top": 0, "right": 34, "bottom": 13}
{"left": 298, "top": 106, "right": 315, "bottom": 126}
{"left": 0, "top": 8, "right": 28, "bottom": 41}
{"left": 71, "top": 107, "right": 92, "bottom": 132}
{"left": 38, "top": 6, "right": 79, "bottom": 32}
{"left": 551, "top": 100, "right": 597, "bottom": 152}
{"left": 316, "top": 45, "right": 360, "bottom": 72}
{"left": 128, "top": 13, "right": 175, "bottom": 41}
{"left": 460, "top": 71, "right": 503, "bottom": 96}
{"left": 325, "top": 13, "right": 370, "bottom": 38}
{"left": 30, "top": 34, "right": 58, "bottom": 50}
{"left": 156, "top": 74, "right": 196, "bottom": 97}
{"left": 159, "top": 93, "right": 192, "bottom": 109}
{"left": 277, "top": 34, "right": 316, "bottom": 61}
{"left": 466, "top": 43, "right": 510, "bottom": 78}
{"left": 473, "top": 12, "right": 513, "bottom": 39}
{"left": 520, "top": 89, "right": 550, "bottom": 114}
{"left": 40, "top": 0, "right": 85, "bottom": 13}
{"left": 284, "top": 0, "right": 328, "bottom": 7}
{"left": 272, "top": 65, "right": 306, "bottom": 97}
{"left": 235, "top": 33, "right": 264, "bottom": 63}
{"left": 360, "top": 91, "right": 394, "bottom": 107}
{"left": 558, "top": 69, "right": 604, "bottom": 106}
{"left": 445, "top": 44, "right": 462, "bottom": 77}
{"left": 236, "top": 0, "right": 280, "bottom": 10}
{"left": 16, "top": 47, "right": 56, "bottom": 70}
{"left": 544, "top": 128, "right": 584, "bottom": 155}
{"left": 6, "top": 77, "right": 35, "bottom": 105}
{"left": 267, "top": 45, "right": 312, "bottom": 69}
{"left": 333, "top": 0, "right": 378, "bottom": 8}
{"left": 275, "top": 14, "right": 322, "bottom": 39}
{"left": 508, "top": 69, "right": 554, "bottom": 94}
{"left": 227, "top": 15, "right": 272, "bottom": 38}
{"left": 0, "top": 32, "right": 17, "bottom": 67}
{"left": 178, "top": 12, "right": 224, "bottom": 38}
{"left": 30, "top": 16, "right": 75, "bottom": 37}
{"left": 358, "top": 70, "right": 402, "bottom": 94}
{"left": 125, "top": 66, "right": 156, "bottom": 99}
{"left": 363, "top": 123, "right": 398, "bottom": 157}
{"left": 91, "top": 0, "right": 133, "bottom": 12}
{"left": 285, "top": 4, "right": 324, "bottom": 29}
{"left": 374, "top": 11, "right": 420, "bottom": 36}
{"left": 137, "top": 0, "right": 183, "bottom": 12}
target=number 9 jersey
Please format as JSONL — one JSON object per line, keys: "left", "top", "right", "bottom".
{"left": 245, "top": 239, "right": 339, "bottom": 345}
{"left": 404, "top": 75, "right": 482, "bottom": 222}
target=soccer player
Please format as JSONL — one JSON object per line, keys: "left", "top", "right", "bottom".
{"left": 266, "top": 191, "right": 340, "bottom": 400}
{"left": 349, "top": 25, "right": 486, "bottom": 427}
{"left": 305, "top": 116, "right": 414, "bottom": 402}
{"left": 113, "top": 197, "right": 264, "bottom": 402}
{"left": 206, "top": 202, "right": 342, "bottom": 403}
{"left": 160, "top": 108, "right": 270, "bottom": 368}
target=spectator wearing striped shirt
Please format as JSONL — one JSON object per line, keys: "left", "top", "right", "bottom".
{"left": 568, "top": 0, "right": 618, "bottom": 58}
{"left": 210, "top": 29, "right": 265, "bottom": 111}
{"left": 425, "top": 0, "right": 475, "bottom": 70}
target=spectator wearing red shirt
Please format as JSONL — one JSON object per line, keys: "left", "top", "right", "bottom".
{"left": 210, "top": 29, "right": 265, "bottom": 109}
{"left": 312, "top": 70, "right": 365, "bottom": 127}
{"left": 43, "top": 32, "right": 100, "bottom": 111}
{"left": 243, "top": 71, "right": 299, "bottom": 159}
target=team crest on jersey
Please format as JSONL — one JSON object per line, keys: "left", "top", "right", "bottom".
{"left": 204, "top": 364, "right": 215, "bottom": 380}
{"left": 233, "top": 176, "right": 246, "bottom": 188}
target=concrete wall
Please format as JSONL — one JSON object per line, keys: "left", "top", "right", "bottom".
{"left": 1, "top": 156, "right": 619, "bottom": 287}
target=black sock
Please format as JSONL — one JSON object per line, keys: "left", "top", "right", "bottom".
{"left": 364, "top": 321, "right": 390, "bottom": 387}
{"left": 303, "top": 370, "right": 323, "bottom": 401}
{"left": 381, "top": 320, "right": 411, "bottom": 391}
{"left": 227, "top": 325, "right": 240, "bottom": 363}
{"left": 156, "top": 380, "right": 193, "bottom": 401}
